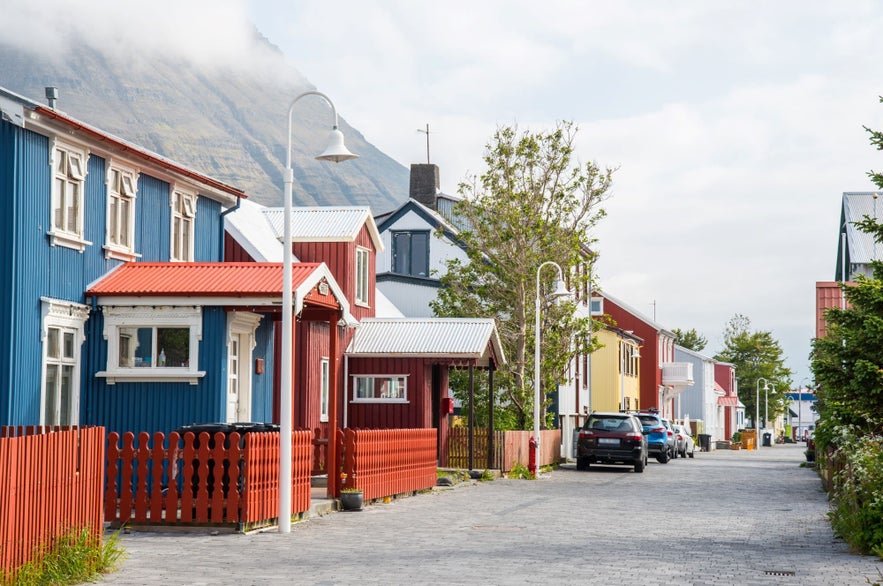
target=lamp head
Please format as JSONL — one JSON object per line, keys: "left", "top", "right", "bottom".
{"left": 550, "top": 276, "right": 571, "bottom": 300}
{"left": 316, "top": 127, "right": 359, "bottom": 163}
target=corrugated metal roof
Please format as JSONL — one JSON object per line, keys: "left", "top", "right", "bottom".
{"left": 86, "top": 262, "right": 321, "bottom": 296}
{"left": 843, "top": 191, "right": 882, "bottom": 263}
{"left": 262, "top": 206, "right": 383, "bottom": 249}
{"left": 225, "top": 199, "right": 289, "bottom": 262}
{"left": 346, "top": 318, "right": 505, "bottom": 365}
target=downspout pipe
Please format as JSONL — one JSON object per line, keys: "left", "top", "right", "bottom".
{"left": 219, "top": 196, "right": 242, "bottom": 259}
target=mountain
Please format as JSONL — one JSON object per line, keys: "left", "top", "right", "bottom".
{"left": 0, "top": 30, "right": 408, "bottom": 213}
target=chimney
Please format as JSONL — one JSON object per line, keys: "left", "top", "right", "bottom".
{"left": 409, "top": 163, "right": 440, "bottom": 210}
{"left": 45, "top": 87, "right": 58, "bottom": 109}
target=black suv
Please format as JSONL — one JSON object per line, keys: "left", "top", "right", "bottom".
{"left": 576, "top": 412, "right": 648, "bottom": 473}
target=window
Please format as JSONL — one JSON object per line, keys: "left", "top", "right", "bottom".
{"left": 49, "top": 139, "right": 91, "bottom": 251}
{"left": 590, "top": 297, "right": 604, "bottom": 316}
{"left": 352, "top": 375, "right": 407, "bottom": 402}
{"left": 98, "top": 306, "right": 204, "bottom": 384}
{"left": 320, "top": 358, "right": 330, "bottom": 422}
{"left": 392, "top": 231, "right": 429, "bottom": 277}
{"left": 41, "top": 298, "right": 89, "bottom": 426}
{"left": 105, "top": 161, "right": 139, "bottom": 260}
{"left": 355, "top": 246, "right": 370, "bottom": 306}
{"left": 171, "top": 189, "right": 196, "bottom": 261}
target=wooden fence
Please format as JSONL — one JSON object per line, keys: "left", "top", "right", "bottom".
{"left": 340, "top": 429, "right": 437, "bottom": 501}
{"left": 0, "top": 426, "right": 105, "bottom": 581}
{"left": 444, "top": 428, "right": 562, "bottom": 472}
{"left": 104, "top": 429, "right": 312, "bottom": 529}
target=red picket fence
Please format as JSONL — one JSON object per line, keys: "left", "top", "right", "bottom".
{"left": 0, "top": 426, "right": 105, "bottom": 580}
{"left": 105, "top": 429, "right": 312, "bottom": 529}
{"left": 444, "top": 428, "right": 562, "bottom": 472}
{"left": 340, "top": 428, "right": 437, "bottom": 501}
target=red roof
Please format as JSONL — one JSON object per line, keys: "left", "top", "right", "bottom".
{"left": 86, "top": 262, "right": 322, "bottom": 297}
{"left": 717, "top": 396, "right": 739, "bottom": 407}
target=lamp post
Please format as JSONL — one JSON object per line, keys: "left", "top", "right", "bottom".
{"left": 280, "top": 91, "right": 357, "bottom": 534}
{"left": 755, "top": 377, "right": 769, "bottom": 449}
{"left": 531, "top": 261, "right": 571, "bottom": 476}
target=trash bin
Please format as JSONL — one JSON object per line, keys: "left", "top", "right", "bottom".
{"left": 174, "top": 422, "right": 280, "bottom": 497}
{"left": 763, "top": 432, "right": 772, "bottom": 447}
{"left": 698, "top": 433, "right": 711, "bottom": 452}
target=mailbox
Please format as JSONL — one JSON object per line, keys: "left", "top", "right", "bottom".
{"left": 441, "top": 397, "right": 454, "bottom": 414}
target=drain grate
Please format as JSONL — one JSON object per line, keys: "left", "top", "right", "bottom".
{"left": 763, "top": 570, "right": 796, "bottom": 576}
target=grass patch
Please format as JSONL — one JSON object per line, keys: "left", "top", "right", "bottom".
{"left": 6, "top": 527, "right": 125, "bottom": 586}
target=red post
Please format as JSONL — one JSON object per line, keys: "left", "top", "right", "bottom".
{"left": 528, "top": 435, "right": 538, "bottom": 476}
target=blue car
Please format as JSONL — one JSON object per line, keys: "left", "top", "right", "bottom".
{"left": 636, "top": 412, "right": 671, "bottom": 463}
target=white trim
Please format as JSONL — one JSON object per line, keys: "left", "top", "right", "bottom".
{"left": 227, "top": 311, "right": 262, "bottom": 421}
{"left": 170, "top": 187, "right": 197, "bottom": 262}
{"left": 319, "top": 357, "right": 330, "bottom": 422}
{"left": 49, "top": 137, "right": 91, "bottom": 252}
{"left": 39, "top": 298, "right": 89, "bottom": 425}
{"left": 355, "top": 246, "right": 370, "bottom": 307}
{"left": 98, "top": 305, "right": 204, "bottom": 384}
{"left": 104, "top": 158, "right": 140, "bottom": 260}
{"left": 351, "top": 374, "right": 408, "bottom": 403}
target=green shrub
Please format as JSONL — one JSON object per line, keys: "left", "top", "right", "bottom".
{"left": 6, "top": 526, "right": 124, "bottom": 586}
{"left": 507, "top": 462, "right": 535, "bottom": 480}
{"left": 826, "top": 429, "right": 883, "bottom": 559}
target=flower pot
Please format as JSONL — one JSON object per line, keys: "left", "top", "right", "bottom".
{"left": 731, "top": 443, "right": 742, "bottom": 450}
{"left": 340, "top": 491, "right": 364, "bottom": 511}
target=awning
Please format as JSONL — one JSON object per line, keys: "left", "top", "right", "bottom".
{"left": 717, "top": 396, "right": 739, "bottom": 406}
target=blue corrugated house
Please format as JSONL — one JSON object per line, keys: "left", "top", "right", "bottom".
{"left": 0, "top": 86, "right": 351, "bottom": 435}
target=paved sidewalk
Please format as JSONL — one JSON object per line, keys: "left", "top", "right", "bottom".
{"left": 101, "top": 443, "right": 883, "bottom": 585}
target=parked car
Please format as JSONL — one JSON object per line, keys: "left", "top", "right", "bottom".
{"left": 661, "top": 418, "right": 677, "bottom": 459}
{"left": 636, "top": 412, "right": 670, "bottom": 463}
{"left": 671, "top": 424, "right": 695, "bottom": 458}
{"left": 576, "top": 412, "right": 648, "bottom": 473}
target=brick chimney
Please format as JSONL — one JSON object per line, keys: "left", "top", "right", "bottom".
{"left": 409, "top": 163, "right": 440, "bottom": 210}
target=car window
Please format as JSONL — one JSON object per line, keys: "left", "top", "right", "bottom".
{"left": 586, "top": 416, "right": 628, "bottom": 431}
{"left": 637, "top": 416, "right": 658, "bottom": 426}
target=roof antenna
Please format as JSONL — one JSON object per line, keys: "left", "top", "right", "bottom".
{"left": 417, "top": 123, "right": 431, "bottom": 163}
{"left": 45, "top": 87, "right": 58, "bottom": 109}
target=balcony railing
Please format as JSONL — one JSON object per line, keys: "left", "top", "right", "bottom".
{"left": 662, "top": 362, "right": 694, "bottom": 388}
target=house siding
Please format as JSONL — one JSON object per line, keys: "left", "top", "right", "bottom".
{"left": 346, "top": 357, "right": 431, "bottom": 429}
{"left": 82, "top": 306, "right": 229, "bottom": 435}
{"left": 601, "top": 299, "right": 661, "bottom": 410}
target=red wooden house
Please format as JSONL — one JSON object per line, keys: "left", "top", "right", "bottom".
{"left": 224, "top": 201, "right": 504, "bottom": 468}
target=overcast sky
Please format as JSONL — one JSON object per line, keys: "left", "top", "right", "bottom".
{"left": 244, "top": 0, "right": 883, "bottom": 388}
{"left": 5, "top": 0, "right": 882, "bottom": 388}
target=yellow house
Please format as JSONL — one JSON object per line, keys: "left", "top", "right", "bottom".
{"left": 591, "top": 327, "right": 642, "bottom": 413}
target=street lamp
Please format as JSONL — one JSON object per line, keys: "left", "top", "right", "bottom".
{"left": 280, "top": 91, "right": 357, "bottom": 534}
{"left": 531, "top": 261, "right": 571, "bottom": 476}
{"left": 755, "top": 377, "right": 769, "bottom": 449}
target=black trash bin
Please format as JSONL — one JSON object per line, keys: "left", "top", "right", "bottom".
{"left": 174, "top": 422, "right": 280, "bottom": 497}
{"left": 763, "top": 432, "right": 772, "bottom": 447}
{"left": 698, "top": 433, "right": 711, "bottom": 452}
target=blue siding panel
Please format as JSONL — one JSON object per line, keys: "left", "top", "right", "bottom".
{"left": 0, "top": 121, "right": 17, "bottom": 422}
{"left": 136, "top": 175, "right": 171, "bottom": 262}
{"left": 250, "top": 315, "right": 275, "bottom": 422}
{"left": 196, "top": 196, "right": 221, "bottom": 261}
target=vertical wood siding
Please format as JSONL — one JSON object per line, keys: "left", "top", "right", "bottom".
{"left": 601, "top": 299, "right": 661, "bottom": 411}
{"left": 346, "top": 357, "right": 431, "bottom": 429}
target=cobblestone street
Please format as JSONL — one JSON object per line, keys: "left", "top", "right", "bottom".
{"left": 102, "top": 443, "right": 883, "bottom": 585}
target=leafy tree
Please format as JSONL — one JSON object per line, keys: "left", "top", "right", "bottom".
{"left": 714, "top": 314, "right": 792, "bottom": 426}
{"left": 672, "top": 327, "right": 707, "bottom": 352}
{"left": 431, "top": 122, "right": 614, "bottom": 430}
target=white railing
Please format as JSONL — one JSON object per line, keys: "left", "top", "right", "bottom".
{"left": 662, "top": 362, "right": 694, "bottom": 387}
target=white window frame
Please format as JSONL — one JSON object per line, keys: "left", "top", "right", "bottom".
{"left": 320, "top": 357, "right": 330, "bottom": 422}
{"left": 351, "top": 375, "right": 408, "bottom": 403}
{"left": 104, "top": 159, "right": 140, "bottom": 261}
{"left": 40, "top": 297, "right": 90, "bottom": 426}
{"left": 48, "top": 138, "right": 92, "bottom": 252}
{"left": 97, "top": 306, "right": 204, "bottom": 384}
{"left": 170, "top": 187, "right": 197, "bottom": 262}
{"left": 355, "top": 246, "right": 370, "bottom": 307}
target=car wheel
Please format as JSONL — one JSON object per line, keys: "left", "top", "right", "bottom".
{"left": 657, "top": 451, "right": 669, "bottom": 464}
{"left": 688, "top": 449, "right": 695, "bottom": 458}
{"left": 679, "top": 448, "right": 686, "bottom": 458}
{"left": 634, "top": 457, "right": 645, "bottom": 473}
{"left": 576, "top": 457, "right": 590, "bottom": 471}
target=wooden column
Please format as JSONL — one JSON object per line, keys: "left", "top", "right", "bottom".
{"left": 326, "top": 314, "right": 340, "bottom": 498}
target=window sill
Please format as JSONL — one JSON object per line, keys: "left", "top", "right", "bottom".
{"left": 48, "top": 230, "right": 92, "bottom": 253}
{"left": 103, "top": 245, "right": 141, "bottom": 262}
{"left": 351, "top": 399, "right": 409, "bottom": 404}
{"left": 97, "top": 370, "right": 206, "bottom": 385}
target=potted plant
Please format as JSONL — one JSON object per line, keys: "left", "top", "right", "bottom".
{"left": 339, "top": 488, "right": 364, "bottom": 511}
